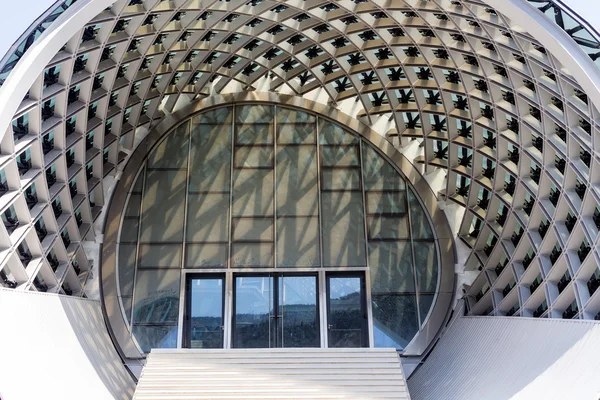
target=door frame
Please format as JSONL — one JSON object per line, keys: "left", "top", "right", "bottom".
{"left": 183, "top": 273, "right": 226, "bottom": 349}
{"left": 231, "top": 272, "right": 320, "bottom": 348}
{"left": 325, "top": 271, "right": 369, "bottom": 348}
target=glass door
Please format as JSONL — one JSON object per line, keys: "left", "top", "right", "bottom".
{"left": 233, "top": 274, "right": 319, "bottom": 348}
{"left": 184, "top": 275, "right": 225, "bottom": 348}
{"left": 326, "top": 274, "right": 368, "bottom": 347}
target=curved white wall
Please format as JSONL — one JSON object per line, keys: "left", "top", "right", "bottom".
{"left": 0, "top": 288, "right": 135, "bottom": 400}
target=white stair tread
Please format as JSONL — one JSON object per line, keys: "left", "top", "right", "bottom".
{"left": 134, "top": 348, "right": 410, "bottom": 400}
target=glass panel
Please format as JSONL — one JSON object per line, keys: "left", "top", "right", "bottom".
{"left": 408, "top": 188, "right": 434, "bottom": 239}
{"left": 321, "top": 168, "right": 361, "bottom": 191}
{"left": 121, "top": 296, "right": 133, "bottom": 326}
{"left": 277, "top": 217, "right": 320, "bottom": 267}
{"left": 367, "top": 215, "right": 410, "bottom": 240}
{"left": 234, "top": 276, "right": 273, "bottom": 348}
{"left": 233, "top": 218, "right": 273, "bottom": 241}
{"left": 236, "top": 124, "right": 273, "bottom": 145}
{"left": 366, "top": 191, "right": 407, "bottom": 215}
{"left": 232, "top": 244, "right": 273, "bottom": 267}
{"left": 194, "top": 107, "right": 232, "bottom": 124}
{"left": 120, "top": 218, "right": 139, "bottom": 242}
{"left": 132, "top": 269, "right": 180, "bottom": 352}
{"left": 133, "top": 269, "right": 181, "bottom": 323}
{"left": 186, "top": 244, "right": 227, "bottom": 268}
{"left": 232, "top": 169, "right": 274, "bottom": 216}
{"left": 319, "top": 120, "right": 358, "bottom": 144}
{"left": 186, "top": 193, "right": 229, "bottom": 242}
{"left": 236, "top": 104, "right": 274, "bottom": 123}
{"left": 418, "top": 294, "right": 435, "bottom": 327}
{"left": 234, "top": 146, "right": 273, "bottom": 168}
{"left": 277, "top": 123, "right": 316, "bottom": 144}
{"left": 372, "top": 294, "right": 418, "bottom": 350}
{"left": 189, "top": 278, "right": 224, "bottom": 348}
{"left": 118, "top": 244, "right": 137, "bottom": 297}
{"left": 414, "top": 241, "right": 438, "bottom": 293}
{"left": 322, "top": 192, "right": 366, "bottom": 266}
{"left": 279, "top": 276, "right": 319, "bottom": 347}
{"left": 328, "top": 276, "right": 365, "bottom": 347}
{"left": 133, "top": 325, "right": 178, "bottom": 353}
{"left": 125, "top": 194, "right": 142, "bottom": 217}
{"left": 141, "top": 170, "right": 186, "bottom": 242}
{"left": 138, "top": 244, "right": 182, "bottom": 268}
{"left": 368, "top": 241, "right": 415, "bottom": 294}
{"left": 276, "top": 145, "right": 318, "bottom": 216}
{"left": 189, "top": 124, "right": 232, "bottom": 192}
{"left": 147, "top": 122, "right": 189, "bottom": 169}
{"left": 277, "top": 107, "right": 316, "bottom": 124}
{"left": 362, "top": 145, "right": 405, "bottom": 191}
{"left": 321, "top": 146, "right": 359, "bottom": 167}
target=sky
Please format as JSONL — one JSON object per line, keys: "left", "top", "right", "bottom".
{"left": 0, "top": 0, "right": 58, "bottom": 63}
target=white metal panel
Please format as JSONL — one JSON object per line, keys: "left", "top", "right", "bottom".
{"left": 409, "top": 316, "right": 600, "bottom": 400}
{"left": 135, "top": 348, "right": 410, "bottom": 400}
{"left": 0, "top": 288, "right": 135, "bottom": 400}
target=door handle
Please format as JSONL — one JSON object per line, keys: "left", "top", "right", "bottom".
{"left": 328, "top": 324, "right": 333, "bottom": 330}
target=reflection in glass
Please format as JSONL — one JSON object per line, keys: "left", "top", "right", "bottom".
{"left": 119, "top": 104, "right": 441, "bottom": 352}
{"left": 189, "top": 278, "right": 224, "bottom": 348}
{"left": 132, "top": 269, "right": 180, "bottom": 352}
{"left": 322, "top": 192, "right": 366, "bottom": 267}
{"left": 327, "top": 276, "right": 366, "bottom": 348}
{"left": 372, "top": 294, "right": 419, "bottom": 350}
{"left": 234, "top": 276, "right": 272, "bottom": 348}
{"left": 234, "top": 275, "right": 319, "bottom": 348}
{"left": 279, "top": 276, "right": 319, "bottom": 347}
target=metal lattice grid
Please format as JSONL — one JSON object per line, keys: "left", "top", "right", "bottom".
{"left": 0, "top": 0, "right": 598, "bottom": 323}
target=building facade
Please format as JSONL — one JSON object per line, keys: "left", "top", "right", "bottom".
{"left": 1, "top": 0, "right": 600, "bottom": 397}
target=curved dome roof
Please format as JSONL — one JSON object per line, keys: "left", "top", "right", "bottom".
{"left": 0, "top": 0, "right": 599, "bottom": 328}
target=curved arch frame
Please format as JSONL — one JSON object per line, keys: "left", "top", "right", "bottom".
{"left": 101, "top": 92, "right": 456, "bottom": 360}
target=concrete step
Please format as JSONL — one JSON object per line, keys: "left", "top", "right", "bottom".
{"left": 134, "top": 348, "right": 410, "bottom": 400}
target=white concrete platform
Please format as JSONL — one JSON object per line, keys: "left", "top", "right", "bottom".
{"left": 134, "top": 348, "right": 410, "bottom": 400}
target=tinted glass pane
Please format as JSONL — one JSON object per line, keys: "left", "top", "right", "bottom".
{"left": 277, "top": 217, "right": 320, "bottom": 267}
{"left": 372, "top": 294, "right": 418, "bottom": 350}
{"left": 189, "top": 124, "right": 232, "bottom": 192}
{"left": 322, "top": 191, "right": 366, "bottom": 266}
{"left": 319, "top": 120, "right": 358, "bottom": 144}
{"left": 147, "top": 122, "right": 189, "bottom": 169}
{"left": 186, "top": 193, "right": 229, "bottom": 242}
{"left": 186, "top": 244, "right": 228, "bottom": 268}
{"left": 236, "top": 124, "right": 273, "bottom": 145}
{"left": 234, "top": 276, "right": 272, "bottom": 348}
{"left": 321, "top": 146, "right": 359, "bottom": 167}
{"left": 118, "top": 244, "right": 137, "bottom": 297}
{"left": 189, "top": 278, "right": 224, "bottom": 348}
{"left": 133, "top": 325, "right": 178, "bottom": 353}
{"left": 321, "top": 168, "right": 361, "bottom": 191}
{"left": 139, "top": 244, "right": 182, "bottom": 268}
{"left": 233, "top": 217, "right": 273, "bottom": 241}
{"left": 277, "top": 107, "right": 316, "bottom": 124}
{"left": 140, "top": 170, "right": 186, "bottom": 242}
{"left": 368, "top": 241, "right": 415, "bottom": 294}
{"left": 279, "top": 276, "right": 319, "bottom": 347}
{"left": 132, "top": 269, "right": 181, "bottom": 325}
{"left": 277, "top": 123, "right": 316, "bottom": 144}
{"left": 414, "top": 241, "right": 438, "bottom": 293}
{"left": 232, "top": 169, "right": 274, "bottom": 216}
{"left": 236, "top": 104, "right": 273, "bottom": 123}
{"left": 328, "top": 277, "right": 365, "bottom": 347}
{"left": 231, "top": 243, "right": 273, "bottom": 267}
{"left": 367, "top": 215, "right": 410, "bottom": 240}
{"left": 362, "top": 144, "right": 405, "bottom": 191}
{"left": 276, "top": 145, "right": 318, "bottom": 216}
{"left": 408, "top": 188, "right": 434, "bottom": 239}
{"left": 234, "top": 146, "right": 273, "bottom": 168}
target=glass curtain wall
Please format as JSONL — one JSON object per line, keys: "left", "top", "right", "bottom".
{"left": 118, "top": 104, "right": 439, "bottom": 352}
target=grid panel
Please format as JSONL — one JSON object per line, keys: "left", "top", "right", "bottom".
{"left": 0, "top": 0, "right": 599, "bottom": 323}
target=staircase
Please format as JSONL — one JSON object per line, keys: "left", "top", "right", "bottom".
{"left": 133, "top": 348, "right": 410, "bottom": 400}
